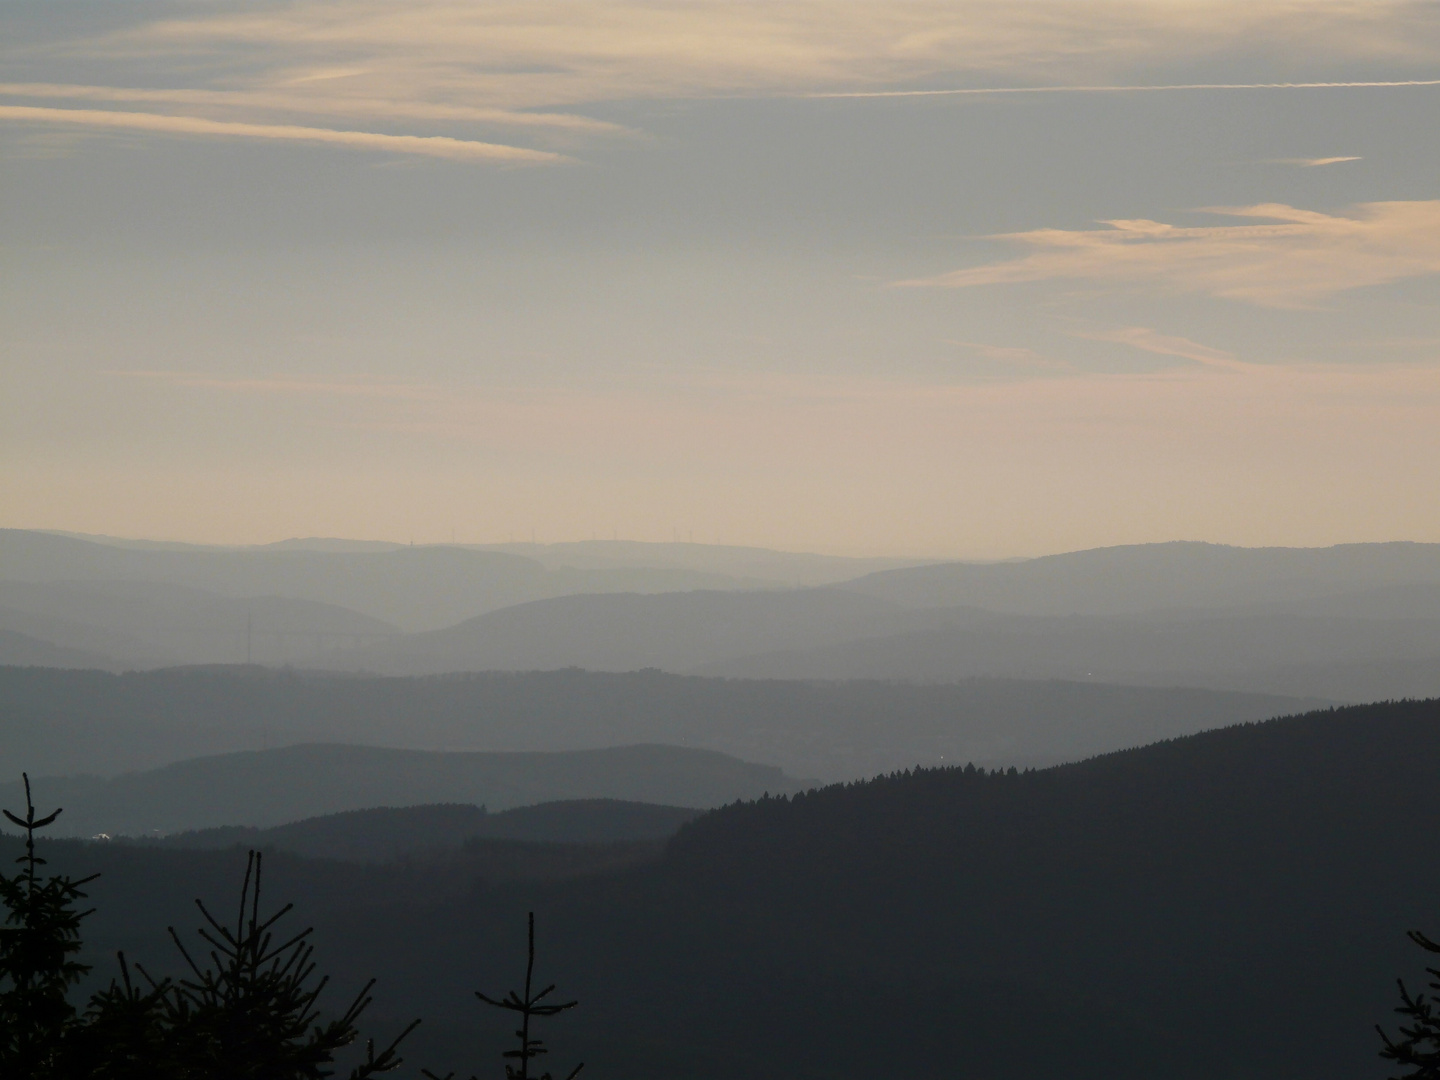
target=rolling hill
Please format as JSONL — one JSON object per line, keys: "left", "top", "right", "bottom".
{"left": 0, "top": 743, "right": 800, "bottom": 836}
{"left": 11, "top": 535, "right": 1440, "bottom": 701}
{"left": 0, "top": 530, "right": 911, "bottom": 633}
{"left": 0, "top": 579, "right": 400, "bottom": 667}
{"left": 313, "top": 588, "right": 937, "bottom": 675}
{"left": 136, "top": 799, "right": 701, "bottom": 861}
{"left": 701, "top": 610, "right": 1440, "bottom": 700}
{"left": 0, "top": 665, "right": 1319, "bottom": 781}
{"left": 0, "top": 628, "right": 117, "bottom": 670}
{"left": 312, "top": 585, "right": 1440, "bottom": 701}
{"left": 837, "top": 539, "right": 1440, "bottom": 614}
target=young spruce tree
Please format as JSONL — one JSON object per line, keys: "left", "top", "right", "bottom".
{"left": 0, "top": 773, "right": 97, "bottom": 1078}
{"left": 424, "top": 912, "right": 583, "bottom": 1080}
{"left": 135, "top": 848, "right": 419, "bottom": 1079}
{"left": 1379, "top": 929, "right": 1440, "bottom": 1078}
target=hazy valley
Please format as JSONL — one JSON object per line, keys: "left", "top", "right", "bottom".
{"left": 5, "top": 530, "right": 1440, "bottom": 1078}
{"left": 6, "top": 530, "right": 1440, "bottom": 702}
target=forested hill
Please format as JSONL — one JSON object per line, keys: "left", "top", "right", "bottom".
{"left": 30, "top": 698, "right": 1440, "bottom": 1079}
{"left": 514, "top": 698, "right": 1440, "bottom": 1080}
{"left": 138, "top": 799, "right": 700, "bottom": 861}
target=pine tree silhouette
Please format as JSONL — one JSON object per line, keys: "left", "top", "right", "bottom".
{"left": 65, "top": 951, "right": 176, "bottom": 1079}
{"left": 424, "top": 912, "right": 583, "bottom": 1080}
{"left": 0, "top": 772, "right": 97, "bottom": 1078}
{"left": 152, "top": 849, "right": 420, "bottom": 1079}
{"left": 1380, "top": 929, "right": 1440, "bottom": 1078}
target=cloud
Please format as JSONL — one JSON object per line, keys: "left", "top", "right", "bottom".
{"left": 1070, "top": 326, "right": 1245, "bottom": 370}
{"left": 108, "top": 1, "right": 1440, "bottom": 106}
{"left": 0, "top": 105, "right": 568, "bottom": 163}
{"left": 0, "top": 83, "right": 625, "bottom": 136}
{"left": 1266, "top": 155, "right": 1363, "bottom": 166}
{"left": 9, "top": 2, "right": 1438, "bottom": 159}
{"left": 900, "top": 201, "right": 1440, "bottom": 307}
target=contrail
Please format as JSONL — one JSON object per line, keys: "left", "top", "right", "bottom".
{"left": 809, "top": 79, "right": 1440, "bottom": 99}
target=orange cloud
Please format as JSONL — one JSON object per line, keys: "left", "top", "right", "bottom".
{"left": 901, "top": 201, "right": 1440, "bottom": 307}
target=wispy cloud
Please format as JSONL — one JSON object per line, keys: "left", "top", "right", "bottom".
{"left": 1265, "top": 155, "right": 1363, "bottom": 166}
{"left": 900, "top": 201, "right": 1440, "bottom": 307}
{"left": 7, "top": 2, "right": 1438, "bottom": 159}
{"left": 0, "top": 105, "right": 568, "bottom": 163}
{"left": 108, "top": 1, "right": 1440, "bottom": 105}
{"left": 0, "top": 83, "right": 624, "bottom": 136}
{"left": 1071, "top": 326, "right": 1246, "bottom": 370}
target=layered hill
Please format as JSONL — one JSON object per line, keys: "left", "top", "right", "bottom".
{"left": 701, "top": 609, "right": 1440, "bottom": 699}
{"left": 9, "top": 533, "right": 1440, "bottom": 701}
{"left": 11, "top": 533, "right": 1440, "bottom": 699}
{"left": 0, "top": 627, "right": 117, "bottom": 670}
{"left": 838, "top": 539, "right": 1440, "bottom": 614}
{"left": 314, "top": 588, "right": 935, "bottom": 674}
{"left": 0, "top": 665, "right": 1317, "bottom": 781}
{"left": 0, "top": 744, "right": 799, "bottom": 836}
{"left": 0, "top": 580, "right": 399, "bottom": 668}
{"left": 314, "top": 587, "right": 1440, "bottom": 701}
{"left": 138, "top": 799, "right": 700, "bottom": 861}
{"left": 0, "top": 530, "right": 913, "bottom": 635}
{"left": 21, "top": 699, "right": 1440, "bottom": 1078}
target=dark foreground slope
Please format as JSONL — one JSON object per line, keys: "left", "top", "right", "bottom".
{"left": 14, "top": 700, "right": 1438, "bottom": 1079}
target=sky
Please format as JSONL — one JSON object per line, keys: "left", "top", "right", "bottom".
{"left": 2, "top": 0, "right": 1439, "bottom": 557}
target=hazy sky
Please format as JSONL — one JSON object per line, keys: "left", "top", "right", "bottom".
{"left": 3, "top": 1, "right": 1439, "bottom": 556}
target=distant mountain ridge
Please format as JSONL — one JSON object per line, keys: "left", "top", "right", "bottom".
{"left": 315, "top": 588, "right": 935, "bottom": 675}
{"left": 700, "top": 609, "right": 1440, "bottom": 698}
{"left": 0, "top": 580, "right": 399, "bottom": 667}
{"left": 0, "top": 628, "right": 115, "bottom": 670}
{"left": 838, "top": 539, "right": 1440, "bottom": 614}
{"left": 311, "top": 586, "right": 1440, "bottom": 701}
{"left": 1, "top": 530, "right": 917, "bottom": 633}
{"left": 9, "top": 531, "right": 1440, "bottom": 700}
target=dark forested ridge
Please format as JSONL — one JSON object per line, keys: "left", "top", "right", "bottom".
{"left": 134, "top": 799, "right": 700, "bottom": 861}
{"left": 15, "top": 698, "right": 1440, "bottom": 1079}
{"left": 0, "top": 664, "right": 1317, "bottom": 781}
{"left": 0, "top": 743, "right": 798, "bottom": 836}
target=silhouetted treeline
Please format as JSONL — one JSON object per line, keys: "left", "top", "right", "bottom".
{"left": 0, "top": 776, "right": 585, "bottom": 1078}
